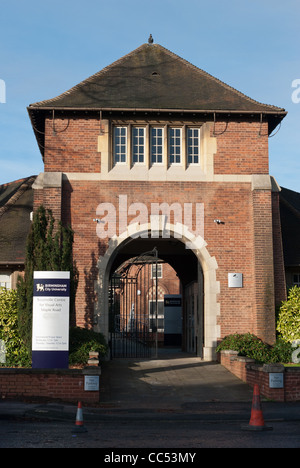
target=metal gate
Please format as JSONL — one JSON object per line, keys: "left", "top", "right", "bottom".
{"left": 109, "top": 248, "right": 159, "bottom": 358}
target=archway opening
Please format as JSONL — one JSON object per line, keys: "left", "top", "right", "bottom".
{"left": 96, "top": 222, "right": 219, "bottom": 361}
{"left": 107, "top": 236, "right": 203, "bottom": 358}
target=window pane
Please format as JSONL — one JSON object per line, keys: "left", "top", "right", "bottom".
{"left": 169, "top": 128, "right": 181, "bottom": 164}
{"left": 151, "top": 263, "right": 162, "bottom": 278}
{"left": 187, "top": 128, "right": 200, "bottom": 164}
{"left": 132, "top": 127, "right": 145, "bottom": 163}
{"left": 0, "top": 273, "right": 11, "bottom": 289}
{"left": 293, "top": 274, "right": 300, "bottom": 286}
{"left": 149, "top": 301, "right": 164, "bottom": 316}
{"left": 114, "top": 127, "right": 127, "bottom": 163}
{"left": 150, "top": 318, "right": 164, "bottom": 330}
{"left": 151, "top": 127, "right": 164, "bottom": 164}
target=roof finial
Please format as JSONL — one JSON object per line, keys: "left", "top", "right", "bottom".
{"left": 148, "top": 34, "right": 154, "bottom": 44}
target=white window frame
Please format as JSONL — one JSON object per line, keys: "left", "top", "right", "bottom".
{"left": 169, "top": 127, "right": 182, "bottom": 165}
{"left": 151, "top": 263, "right": 163, "bottom": 279}
{"left": 113, "top": 126, "right": 127, "bottom": 164}
{"left": 132, "top": 127, "right": 146, "bottom": 164}
{"left": 187, "top": 127, "right": 201, "bottom": 165}
{"left": 293, "top": 274, "right": 300, "bottom": 287}
{"left": 150, "top": 127, "right": 164, "bottom": 165}
{"left": 0, "top": 273, "right": 11, "bottom": 289}
{"left": 111, "top": 123, "right": 201, "bottom": 168}
{"left": 149, "top": 300, "right": 164, "bottom": 332}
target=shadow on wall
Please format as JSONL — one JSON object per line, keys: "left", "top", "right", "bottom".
{"left": 84, "top": 242, "right": 102, "bottom": 328}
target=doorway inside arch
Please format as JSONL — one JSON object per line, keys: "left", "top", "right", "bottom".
{"left": 108, "top": 237, "right": 204, "bottom": 358}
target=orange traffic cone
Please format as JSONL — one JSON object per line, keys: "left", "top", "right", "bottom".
{"left": 242, "top": 384, "right": 272, "bottom": 431}
{"left": 72, "top": 401, "right": 88, "bottom": 433}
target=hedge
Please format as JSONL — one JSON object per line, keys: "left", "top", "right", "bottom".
{"left": 216, "top": 333, "right": 293, "bottom": 364}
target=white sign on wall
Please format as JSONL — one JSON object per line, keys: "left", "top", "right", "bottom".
{"left": 84, "top": 376, "right": 100, "bottom": 391}
{"left": 269, "top": 373, "right": 284, "bottom": 389}
{"left": 228, "top": 273, "right": 243, "bottom": 288}
{"left": 32, "top": 271, "right": 70, "bottom": 368}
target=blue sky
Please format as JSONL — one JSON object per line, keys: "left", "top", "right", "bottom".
{"left": 0, "top": 0, "right": 299, "bottom": 191}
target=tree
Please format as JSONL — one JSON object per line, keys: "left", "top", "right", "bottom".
{"left": 17, "top": 206, "right": 78, "bottom": 353}
{"left": 277, "top": 286, "right": 300, "bottom": 343}
{"left": 0, "top": 288, "right": 30, "bottom": 366}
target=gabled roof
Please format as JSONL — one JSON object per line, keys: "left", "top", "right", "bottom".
{"left": 279, "top": 187, "right": 300, "bottom": 267}
{"left": 28, "top": 42, "right": 287, "bottom": 155}
{"left": 29, "top": 42, "right": 285, "bottom": 113}
{"left": 0, "top": 176, "right": 35, "bottom": 264}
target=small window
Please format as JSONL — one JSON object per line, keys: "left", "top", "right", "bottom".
{"left": 149, "top": 300, "right": 164, "bottom": 332}
{"left": 0, "top": 273, "right": 11, "bottom": 289}
{"left": 151, "top": 127, "right": 164, "bottom": 164}
{"left": 132, "top": 127, "right": 145, "bottom": 164}
{"left": 169, "top": 127, "right": 181, "bottom": 164}
{"left": 114, "top": 126, "right": 127, "bottom": 164}
{"left": 187, "top": 128, "right": 200, "bottom": 165}
{"left": 151, "top": 263, "right": 163, "bottom": 279}
{"left": 293, "top": 274, "right": 300, "bottom": 287}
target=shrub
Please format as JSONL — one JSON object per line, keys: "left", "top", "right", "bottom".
{"left": 17, "top": 205, "right": 78, "bottom": 354}
{"left": 0, "top": 287, "right": 108, "bottom": 367}
{"left": 271, "top": 338, "right": 293, "bottom": 363}
{"left": 216, "top": 332, "right": 293, "bottom": 364}
{"left": 0, "top": 288, "right": 31, "bottom": 367}
{"left": 69, "top": 327, "right": 108, "bottom": 365}
{"left": 277, "top": 286, "right": 300, "bottom": 343}
{"left": 216, "top": 333, "right": 272, "bottom": 362}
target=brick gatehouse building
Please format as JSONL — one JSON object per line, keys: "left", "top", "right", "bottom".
{"left": 27, "top": 39, "right": 287, "bottom": 360}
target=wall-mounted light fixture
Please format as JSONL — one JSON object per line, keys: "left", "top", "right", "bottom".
{"left": 214, "top": 219, "right": 225, "bottom": 225}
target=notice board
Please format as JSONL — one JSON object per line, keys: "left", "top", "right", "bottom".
{"left": 32, "top": 271, "right": 70, "bottom": 368}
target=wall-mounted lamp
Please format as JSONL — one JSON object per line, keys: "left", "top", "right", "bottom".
{"left": 214, "top": 219, "right": 225, "bottom": 225}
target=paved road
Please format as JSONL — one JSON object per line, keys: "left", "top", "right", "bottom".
{"left": 98, "top": 351, "right": 255, "bottom": 410}
{"left": 0, "top": 410, "right": 300, "bottom": 448}
{"left": 1, "top": 351, "right": 300, "bottom": 448}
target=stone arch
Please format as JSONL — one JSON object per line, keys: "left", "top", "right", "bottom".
{"left": 94, "top": 221, "right": 220, "bottom": 360}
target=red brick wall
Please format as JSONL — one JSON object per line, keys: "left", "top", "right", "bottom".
{"left": 33, "top": 186, "right": 62, "bottom": 225}
{"left": 44, "top": 117, "right": 100, "bottom": 173}
{"left": 220, "top": 351, "right": 300, "bottom": 402}
{"left": 251, "top": 190, "right": 276, "bottom": 342}
{"left": 285, "top": 370, "right": 300, "bottom": 401}
{"left": 213, "top": 121, "right": 269, "bottom": 174}
{"left": 0, "top": 369, "right": 100, "bottom": 403}
{"left": 33, "top": 117, "right": 280, "bottom": 346}
{"left": 54, "top": 178, "right": 276, "bottom": 344}
{"left": 43, "top": 118, "right": 269, "bottom": 176}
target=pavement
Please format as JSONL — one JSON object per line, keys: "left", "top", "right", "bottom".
{"left": 1, "top": 349, "right": 300, "bottom": 423}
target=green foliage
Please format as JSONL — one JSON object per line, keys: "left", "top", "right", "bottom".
{"left": 271, "top": 338, "right": 294, "bottom": 363}
{"left": 0, "top": 289, "right": 108, "bottom": 367}
{"left": 17, "top": 206, "right": 78, "bottom": 354}
{"left": 0, "top": 288, "right": 31, "bottom": 366}
{"left": 277, "top": 286, "right": 300, "bottom": 343}
{"left": 69, "top": 327, "right": 108, "bottom": 365}
{"left": 216, "top": 332, "right": 293, "bottom": 364}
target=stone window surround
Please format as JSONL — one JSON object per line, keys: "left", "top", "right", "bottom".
{"left": 111, "top": 121, "right": 202, "bottom": 168}
{"left": 98, "top": 119, "right": 215, "bottom": 180}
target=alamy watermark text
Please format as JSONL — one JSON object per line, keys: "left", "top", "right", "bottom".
{"left": 291, "top": 79, "right": 300, "bottom": 103}
{"left": 95, "top": 195, "right": 204, "bottom": 244}
{"left": 0, "top": 79, "right": 6, "bottom": 103}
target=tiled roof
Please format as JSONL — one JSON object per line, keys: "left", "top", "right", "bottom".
{"left": 0, "top": 176, "right": 35, "bottom": 264}
{"left": 29, "top": 43, "right": 285, "bottom": 114}
{"left": 28, "top": 42, "right": 286, "bottom": 156}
